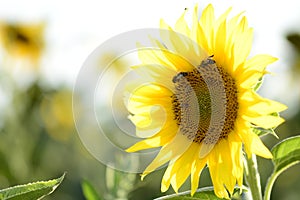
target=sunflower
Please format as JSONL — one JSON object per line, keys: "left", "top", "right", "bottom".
{"left": 125, "top": 4, "right": 287, "bottom": 199}
{"left": 0, "top": 21, "right": 44, "bottom": 65}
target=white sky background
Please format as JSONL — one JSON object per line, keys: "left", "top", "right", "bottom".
{"left": 1, "top": 0, "right": 300, "bottom": 116}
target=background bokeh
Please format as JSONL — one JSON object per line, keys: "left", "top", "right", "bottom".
{"left": 0, "top": 0, "right": 299, "bottom": 199}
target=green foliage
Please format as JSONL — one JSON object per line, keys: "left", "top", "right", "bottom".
{"left": 0, "top": 173, "right": 65, "bottom": 200}
{"left": 154, "top": 187, "right": 249, "bottom": 200}
{"left": 271, "top": 135, "right": 300, "bottom": 174}
{"left": 264, "top": 136, "right": 300, "bottom": 200}
{"left": 81, "top": 180, "right": 102, "bottom": 200}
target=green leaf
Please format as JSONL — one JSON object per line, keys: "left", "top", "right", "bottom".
{"left": 81, "top": 180, "right": 102, "bottom": 200}
{"left": 264, "top": 136, "right": 300, "bottom": 200}
{"left": 271, "top": 135, "right": 300, "bottom": 173}
{"left": 0, "top": 173, "right": 65, "bottom": 200}
{"left": 154, "top": 186, "right": 249, "bottom": 200}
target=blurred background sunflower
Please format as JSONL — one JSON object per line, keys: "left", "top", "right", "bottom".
{"left": 0, "top": 0, "right": 299, "bottom": 200}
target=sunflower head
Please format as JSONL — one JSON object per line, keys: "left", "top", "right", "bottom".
{"left": 125, "top": 4, "right": 287, "bottom": 199}
{"left": 0, "top": 21, "right": 45, "bottom": 65}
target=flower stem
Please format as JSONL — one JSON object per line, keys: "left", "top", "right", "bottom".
{"left": 263, "top": 172, "right": 277, "bottom": 200}
{"left": 245, "top": 154, "right": 262, "bottom": 200}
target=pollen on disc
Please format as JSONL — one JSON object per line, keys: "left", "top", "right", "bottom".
{"left": 171, "top": 57, "right": 238, "bottom": 144}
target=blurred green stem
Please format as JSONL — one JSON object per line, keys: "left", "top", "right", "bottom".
{"left": 245, "top": 154, "right": 262, "bottom": 200}
{"left": 264, "top": 163, "right": 293, "bottom": 200}
{"left": 263, "top": 172, "right": 277, "bottom": 200}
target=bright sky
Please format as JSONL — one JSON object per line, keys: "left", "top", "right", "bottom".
{"left": 1, "top": 0, "right": 300, "bottom": 115}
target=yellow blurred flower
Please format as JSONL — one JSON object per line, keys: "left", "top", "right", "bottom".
{"left": 125, "top": 4, "right": 287, "bottom": 199}
{"left": 99, "top": 52, "right": 128, "bottom": 75}
{"left": 40, "top": 90, "right": 75, "bottom": 142}
{"left": 0, "top": 21, "right": 45, "bottom": 66}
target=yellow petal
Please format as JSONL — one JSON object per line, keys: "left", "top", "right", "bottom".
{"left": 141, "top": 133, "right": 193, "bottom": 180}
{"left": 239, "top": 128, "right": 273, "bottom": 159}
{"left": 232, "top": 22, "right": 253, "bottom": 69}
{"left": 238, "top": 70, "right": 265, "bottom": 89}
{"left": 219, "top": 140, "right": 235, "bottom": 195}
{"left": 235, "top": 54, "right": 277, "bottom": 83}
{"left": 229, "top": 139, "right": 243, "bottom": 186}
{"left": 207, "top": 145, "right": 230, "bottom": 199}
{"left": 191, "top": 4, "right": 208, "bottom": 56}
{"left": 226, "top": 11, "right": 244, "bottom": 53}
{"left": 129, "top": 106, "right": 166, "bottom": 135}
{"left": 136, "top": 43, "right": 172, "bottom": 68}
{"left": 243, "top": 54, "right": 278, "bottom": 72}
{"left": 239, "top": 90, "right": 287, "bottom": 116}
{"left": 161, "top": 49, "right": 195, "bottom": 72}
{"left": 127, "top": 84, "right": 172, "bottom": 113}
{"left": 213, "top": 19, "right": 227, "bottom": 66}
{"left": 215, "top": 7, "right": 232, "bottom": 28}
{"left": 132, "top": 63, "right": 177, "bottom": 84}
{"left": 175, "top": 8, "right": 190, "bottom": 36}
{"left": 247, "top": 98, "right": 287, "bottom": 115}
{"left": 191, "top": 157, "right": 206, "bottom": 195}
{"left": 199, "top": 143, "right": 215, "bottom": 159}
{"left": 243, "top": 115, "right": 285, "bottom": 129}
{"left": 200, "top": 4, "right": 215, "bottom": 34}
{"left": 149, "top": 34, "right": 196, "bottom": 71}
{"left": 160, "top": 20, "right": 188, "bottom": 60}
{"left": 126, "top": 123, "right": 177, "bottom": 152}
{"left": 211, "top": 7, "right": 231, "bottom": 57}
{"left": 126, "top": 136, "right": 163, "bottom": 152}
{"left": 167, "top": 144, "right": 198, "bottom": 193}
{"left": 199, "top": 4, "right": 215, "bottom": 52}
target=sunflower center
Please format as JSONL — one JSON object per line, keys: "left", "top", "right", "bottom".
{"left": 171, "top": 57, "right": 238, "bottom": 144}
